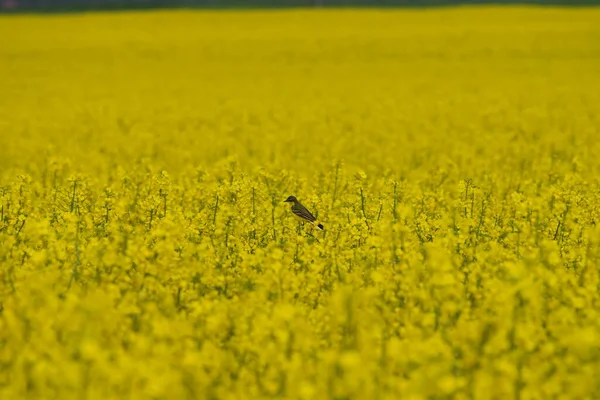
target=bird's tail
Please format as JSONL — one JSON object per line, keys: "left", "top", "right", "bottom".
{"left": 317, "top": 223, "right": 324, "bottom": 231}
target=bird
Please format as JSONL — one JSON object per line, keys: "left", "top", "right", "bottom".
{"left": 284, "top": 196, "right": 324, "bottom": 231}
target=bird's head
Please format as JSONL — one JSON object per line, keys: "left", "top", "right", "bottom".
{"left": 284, "top": 196, "right": 297, "bottom": 203}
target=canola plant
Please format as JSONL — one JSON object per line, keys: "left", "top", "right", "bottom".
{"left": 1, "top": 7, "right": 600, "bottom": 399}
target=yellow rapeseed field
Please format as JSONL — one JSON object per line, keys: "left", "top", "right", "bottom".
{"left": 1, "top": 7, "right": 600, "bottom": 399}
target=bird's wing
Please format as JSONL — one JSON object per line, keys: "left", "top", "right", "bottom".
{"left": 293, "top": 203, "right": 317, "bottom": 222}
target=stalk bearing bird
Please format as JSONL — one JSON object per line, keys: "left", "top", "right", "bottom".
{"left": 284, "top": 196, "right": 324, "bottom": 231}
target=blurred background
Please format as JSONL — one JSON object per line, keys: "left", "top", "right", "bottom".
{"left": 2, "top": 0, "right": 598, "bottom": 12}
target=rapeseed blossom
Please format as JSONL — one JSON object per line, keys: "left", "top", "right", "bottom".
{"left": 1, "top": 6, "right": 600, "bottom": 399}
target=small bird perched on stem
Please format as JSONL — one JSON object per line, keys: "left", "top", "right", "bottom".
{"left": 284, "top": 196, "right": 324, "bottom": 231}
